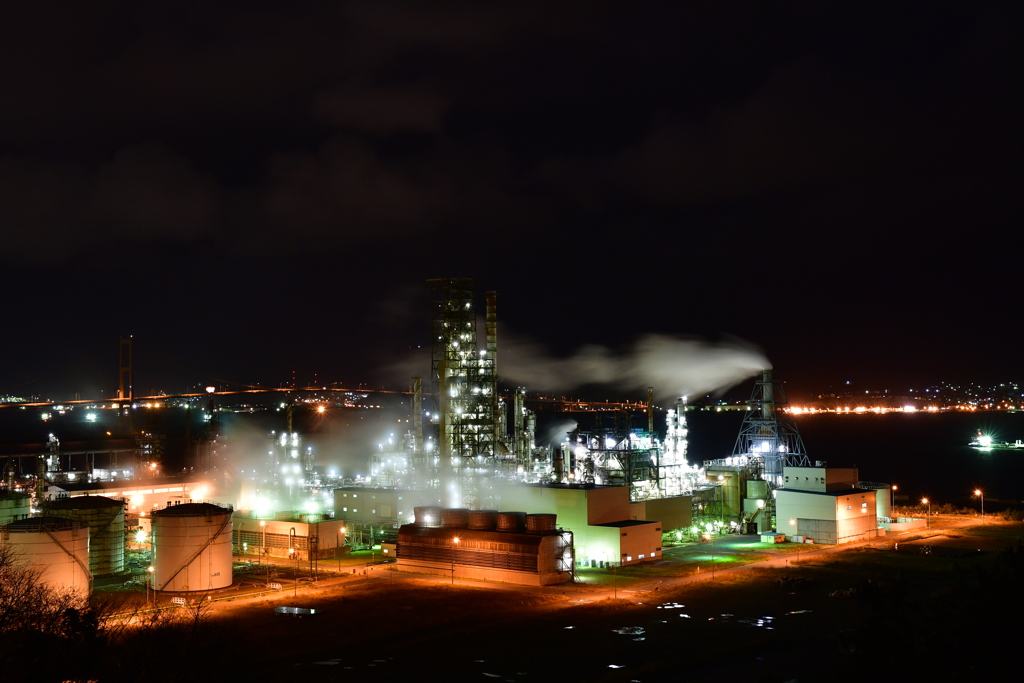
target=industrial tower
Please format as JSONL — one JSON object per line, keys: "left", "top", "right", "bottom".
{"left": 428, "top": 278, "right": 502, "bottom": 507}
{"left": 731, "top": 369, "right": 810, "bottom": 487}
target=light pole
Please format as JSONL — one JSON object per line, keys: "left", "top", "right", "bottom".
{"left": 259, "top": 521, "right": 266, "bottom": 565}
{"left": 703, "top": 532, "right": 715, "bottom": 579}
{"left": 891, "top": 484, "right": 897, "bottom": 517}
{"left": 974, "top": 489, "right": 984, "bottom": 521}
{"left": 922, "top": 498, "right": 930, "bottom": 527}
{"left": 289, "top": 548, "right": 297, "bottom": 597}
{"left": 451, "top": 536, "right": 460, "bottom": 585}
{"left": 338, "top": 526, "right": 346, "bottom": 573}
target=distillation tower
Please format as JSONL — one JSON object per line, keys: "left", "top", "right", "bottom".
{"left": 428, "top": 278, "right": 510, "bottom": 508}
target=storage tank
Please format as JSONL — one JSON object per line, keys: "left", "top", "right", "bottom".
{"left": 496, "top": 511, "right": 526, "bottom": 532}
{"left": 1, "top": 516, "right": 91, "bottom": 597}
{"left": 525, "top": 513, "right": 557, "bottom": 532}
{"left": 46, "top": 495, "right": 126, "bottom": 577}
{"left": 467, "top": 510, "right": 497, "bottom": 530}
{"left": 441, "top": 508, "right": 469, "bottom": 528}
{"left": 152, "top": 502, "right": 233, "bottom": 592}
{"left": 414, "top": 506, "right": 442, "bottom": 527}
{"left": 0, "top": 491, "right": 31, "bottom": 525}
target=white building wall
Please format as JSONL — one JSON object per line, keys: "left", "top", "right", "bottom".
{"left": 776, "top": 489, "right": 879, "bottom": 545}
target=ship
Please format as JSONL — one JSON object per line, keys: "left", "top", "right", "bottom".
{"left": 968, "top": 431, "right": 1024, "bottom": 450}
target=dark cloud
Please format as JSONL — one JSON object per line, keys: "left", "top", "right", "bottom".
{"left": 95, "top": 143, "right": 222, "bottom": 240}
{"left": 1, "top": 3, "right": 1022, "bottom": 397}
{"left": 313, "top": 82, "right": 449, "bottom": 133}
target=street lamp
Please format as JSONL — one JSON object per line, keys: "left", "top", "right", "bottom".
{"left": 451, "top": 536, "right": 460, "bottom": 585}
{"left": 891, "top": 484, "right": 897, "bottom": 516}
{"left": 974, "top": 489, "right": 984, "bottom": 521}
{"left": 338, "top": 526, "right": 346, "bottom": 573}
{"left": 703, "top": 532, "right": 715, "bottom": 579}
{"left": 289, "top": 548, "right": 298, "bottom": 597}
{"left": 922, "top": 498, "right": 930, "bottom": 527}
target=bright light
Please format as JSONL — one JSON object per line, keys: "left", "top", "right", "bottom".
{"left": 206, "top": 386, "right": 216, "bottom": 394}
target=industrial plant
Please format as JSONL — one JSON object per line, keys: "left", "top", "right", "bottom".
{"left": 0, "top": 277, "right": 892, "bottom": 599}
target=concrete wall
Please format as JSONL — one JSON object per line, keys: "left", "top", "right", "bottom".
{"left": 782, "top": 467, "right": 859, "bottom": 493}
{"left": 616, "top": 522, "right": 663, "bottom": 564}
{"left": 333, "top": 487, "right": 417, "bottom": 523}
{"left": 643, "top": 496, "right": 692, "bottom": 530}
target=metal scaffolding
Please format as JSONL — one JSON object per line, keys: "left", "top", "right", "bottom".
{"left": 428, "top": 278, "right": 502, "bottom": 507}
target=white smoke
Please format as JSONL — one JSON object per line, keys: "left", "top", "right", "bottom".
{"left": 500, "top": 332, "right": 770, "bottom": 401}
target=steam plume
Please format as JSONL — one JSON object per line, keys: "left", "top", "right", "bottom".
{"left": 500, "top": 332, "right": 770, "bottom": 400}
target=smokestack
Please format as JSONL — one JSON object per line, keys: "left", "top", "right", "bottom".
{"left": 486, "top": 291, "right": 499, "bottom": 453}
{"left": 485, "top": 291, "right": 497, "bottom": 365}
{"left": 761, "top": 369, "right": 774, "bottom": 421}
{"left": 412, "top": 375, "right": 423, "bottom": 454}
{"left": 647, "top": 386, "right": 654, "bottom": 433}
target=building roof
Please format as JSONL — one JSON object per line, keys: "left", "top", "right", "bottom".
{"left": 777, "top": 488, "right": 875, "bottom": 497}
{"left": 50, "top": 476, "right": 197, "bottom": 493}
{"left": 507, "top": 482, "right": 619, "bottom": 490}
{"left": 47, "top": 495, "right": 125, "bottom": 510}
{"left": 592, "top": 519, "right": 659, "bottom": 528}
{"left": 398, "top": 525, "right": 563, "bottom": 546}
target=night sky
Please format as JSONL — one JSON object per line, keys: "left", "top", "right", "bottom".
{"left": 2, "top": 3, "right": 1022, "bottom": 404}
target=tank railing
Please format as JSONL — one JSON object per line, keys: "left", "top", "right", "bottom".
{"left": 40, "top": 525, "right": 93, "bottom": 592}
{"left": 155, "top": 512, "right": 232, "bottom": 591}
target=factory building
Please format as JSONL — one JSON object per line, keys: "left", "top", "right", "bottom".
{"left": 397, "top": 507, "right": 573, "bottom": 586}
{"left": 333, "top": 486, "right": 415, "bottom": 524}
{"left": 45, "top": 478, "right": 200, "bottom": 517}
{"left": 497, "top": 483, "right": 671, "bottom": 567}
{"left": 775, "top": 466, "right": 884, "bottom": 544}
{"left": 232, "top": 510, "right": 347, "bottom": 562}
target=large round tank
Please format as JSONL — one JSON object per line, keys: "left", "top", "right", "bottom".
{"left": 0, "top": 491, "right": 31, "bottom": 525}
{"left": 525, "top": 513, "right": 557, "bottom": 532}
{"left": 441, "top": 508, "right": 469, "bottom": 528}
{"left": 152, "top": 502, "right": 233, "bottom": 592}
{"left": 47, "top": 495, "right": 126, "bottom": 577}
{"left": 467, "top": 510, "right": 497, "bottom": 530}
{"left": 496, "top": 511, "right": 526, "bottom": 532}
{"left": 414, "top": 506, "right": 442, "bottom": 527}
{"left": 2, "top": 516, "right": 90, "bottom": 597}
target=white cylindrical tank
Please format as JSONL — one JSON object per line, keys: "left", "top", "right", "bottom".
{"left": 152, "top": 502, "right": 233, "bottom": 592}
{"left": 1, "top": 516, "right": 91, "bottom": 598}
{"left": 47, "top": 495, "right": 126, "bottom": 577}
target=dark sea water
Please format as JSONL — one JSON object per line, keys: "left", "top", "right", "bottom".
{"left": 686, "top": 409, "right": 1024, "bottom": 510}
{"left": 5, "top": 404, "right": 1024, "bottom": 512}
